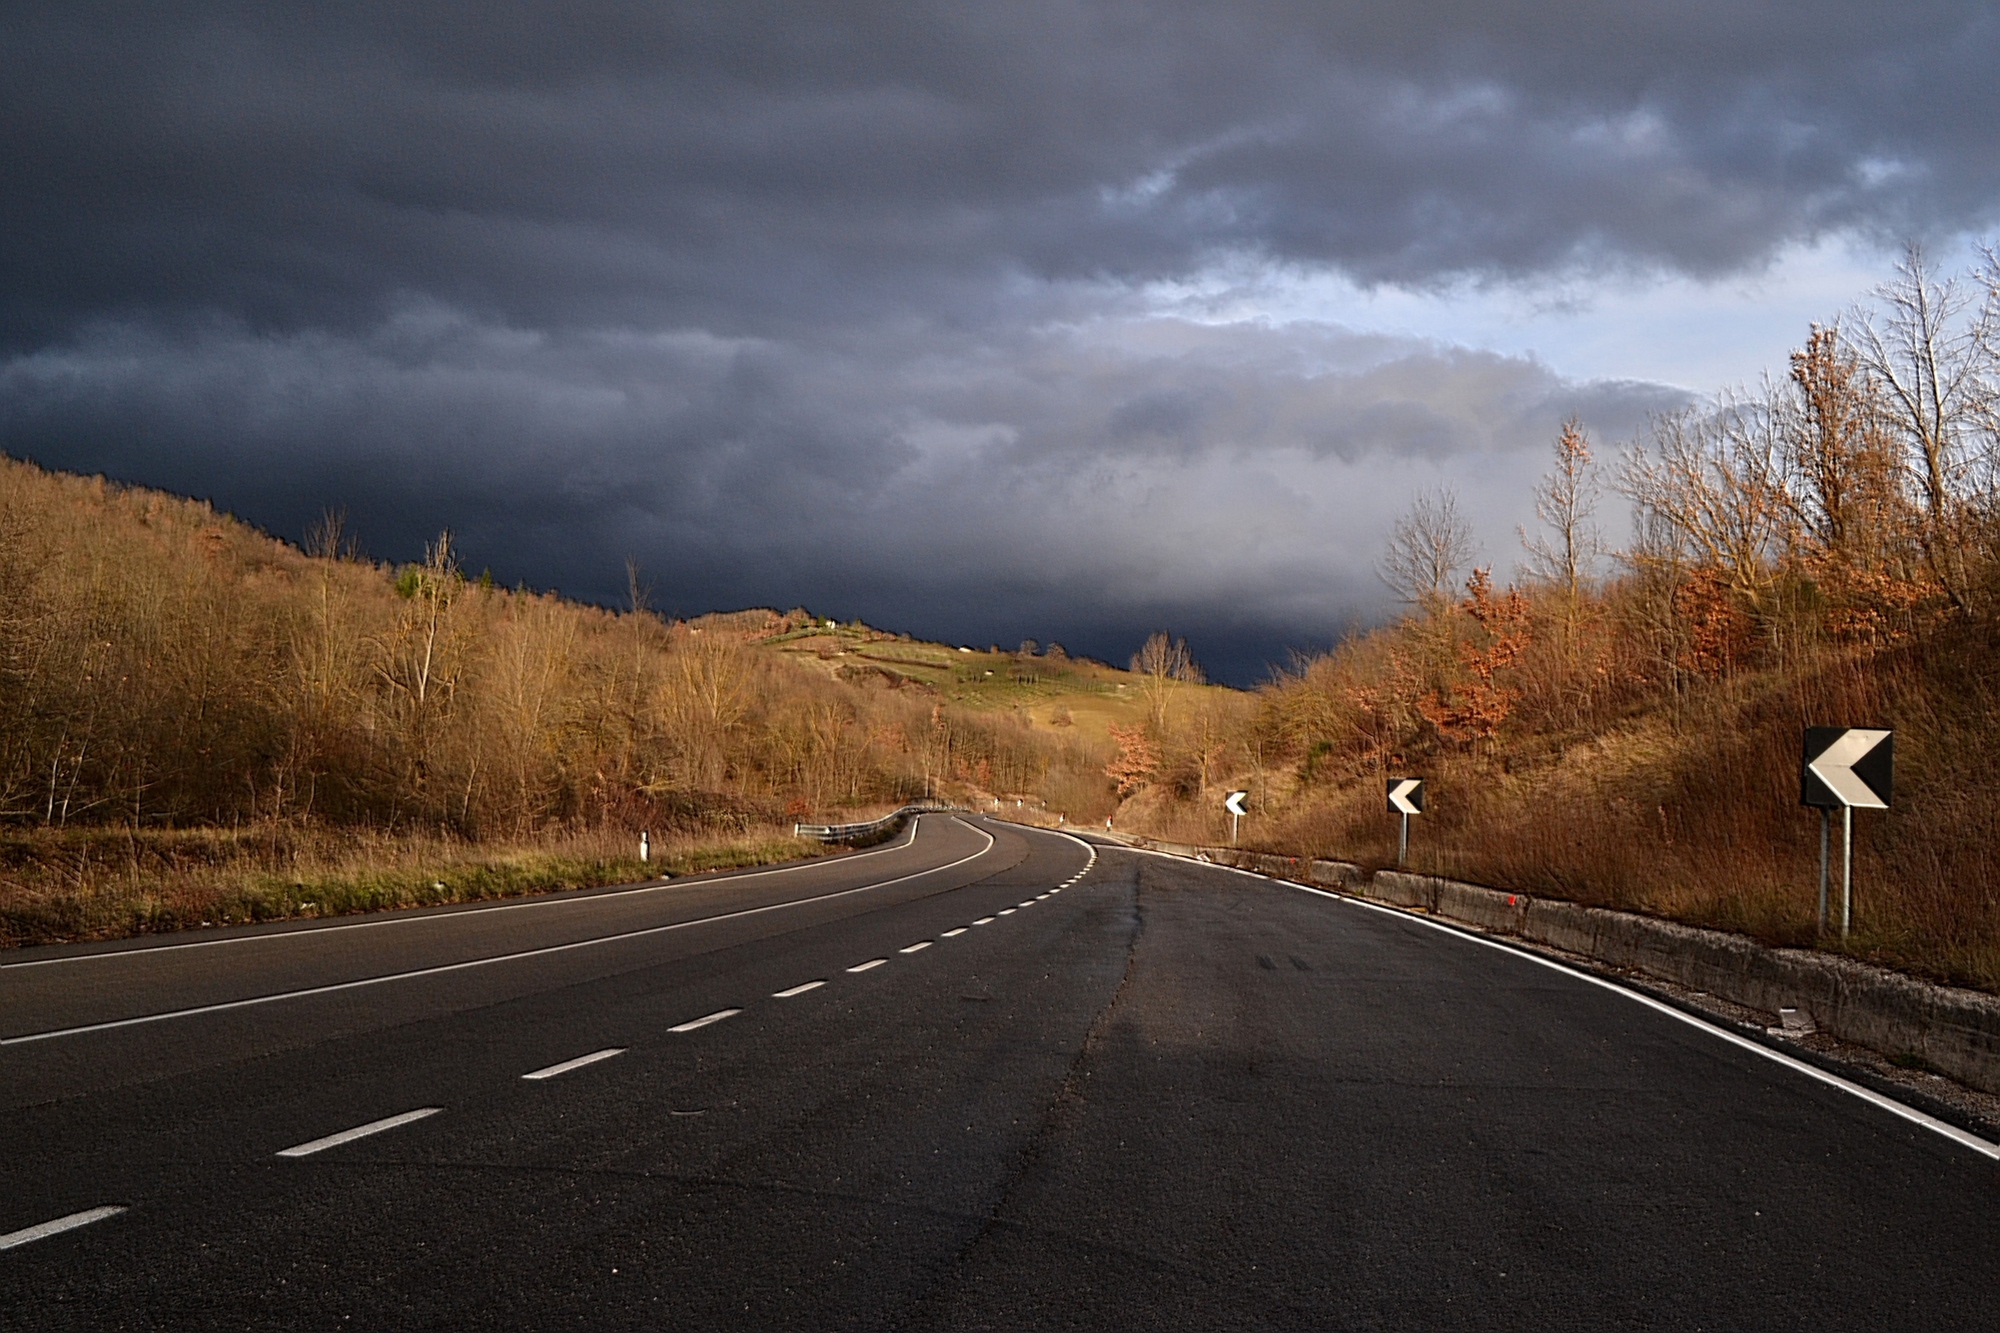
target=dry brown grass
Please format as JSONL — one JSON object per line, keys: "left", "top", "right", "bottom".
{"left": 0, "top": 822, "right": 825, "bottom": 948}
{"left": 1164, "top": 589, "right": 2000, "bottom": 993}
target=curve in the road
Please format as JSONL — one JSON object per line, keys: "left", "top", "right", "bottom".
{"left": 2, "top": 816, "right": 1000, "bottom": 1046}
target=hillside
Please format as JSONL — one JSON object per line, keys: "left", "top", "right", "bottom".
{"left": 1125, "top": 607, "right": 2000, "bottom": 999}
{"left": 0, "top": 455, "right": 1189, "bottom": 944}
{"left": 1109, "top": 413, "right": 2000, "bottom": 996}
{"left": 758, "top": 627, "right": 1170, "bottom": 740}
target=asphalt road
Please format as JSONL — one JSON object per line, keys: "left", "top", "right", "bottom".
{"left": 3, "top": 814, "right": 1996, "bottom": 1330}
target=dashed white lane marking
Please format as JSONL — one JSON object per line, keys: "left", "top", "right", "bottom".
{"left": 973, "top": 917, "right": 996, "bottom": 925}
{"left": 522, "top": 1048, "right": 625, "bottom": 1080}
{"left": 941, "top": 927, "right": 967, "bottom": 937}
{"left": 276, "top": 1107, "right": 441, "bottom": 1158}
{"left": 0, "top": 1206, "right": 126, "bottom": 1251}
{"left": 5, "top": 819, "right": 1001, "bottom": 1046}
{"left": 1017, "top": 901, "right": 1035, "bottom": 908}
{"left": 773, "top": 980, "right": 825, "bottom": 998}
{"left": 847, "top": 959, "right": 887, "bottom": 973}
{"left": 669, "top": 1008, "right": 742, "bottom": 1033}
{"left": 998, "top": 909, "right": 1016, "bottom": 916}
{"left": 899, "top": 941, "right": 932, "bottom": 953}
{"left": 1036, "top": 894, "right": 1050, "bottom": 900}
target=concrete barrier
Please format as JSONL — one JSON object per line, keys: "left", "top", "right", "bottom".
{"left": 1368, "top": 871, "right": 1440, "bottom": 911}
{"left": 1486, "top": 885, "right": 2000, "bottom": 1095}
{"left": 1435, "top": 880, "right": 1531, "bottom": 935}
{"left": 1308, "top": 859, "right": 1364, "bottom": 888}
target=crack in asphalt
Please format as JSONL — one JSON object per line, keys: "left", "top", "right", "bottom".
{"left": 888, "top": 851, "right": 1150, "bottom": 1324}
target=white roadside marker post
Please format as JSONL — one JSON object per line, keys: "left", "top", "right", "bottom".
{"left": 1800, "top": 727, "right": 1893, "bottom": 941}
{"left": 640, "top": 829, "right": 650, "bottom": 864}
{"left": 1387, "top": 778, "right": 1424, "bottom": 868}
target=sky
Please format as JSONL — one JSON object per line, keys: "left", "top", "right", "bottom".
{"left": 4, "top": 3, "right": 1999, "bottom": 684}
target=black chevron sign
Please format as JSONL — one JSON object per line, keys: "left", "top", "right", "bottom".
{"left": 1386, "top": 778, "right": 1424, "bottom": 815}
{"left": 1801, "top": 727, "right": 1893, "bottom": 810}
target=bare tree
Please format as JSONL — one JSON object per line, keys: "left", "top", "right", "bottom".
{"left": 919, "top": 703, "right": 952, "bottom": 800}
{"left": 487, "top": 595, "right": 577, "bottom": 833}
{"left": 1520, "top": 418, "right": 1603, "bottom": 602}
{"left": 625, "top": 557, "right": 652, "bottom": 616}
{"left": 1380, "top": 487, "right": 1476, "bottom": 612}
{"left": 304, "top": 507, "right": 356, "bottom": 562}
{"left": 1130, "top": 631, "right": 1202, "bottom": 729}
{"left": 659, "top": 624, "right": 750, "bottom": 789}
{"left": 1619, "top": 396, "right": 1787, "bottom": 612}
{"left": 1848, "top": 242, "right": 1999, "bottom": 607}
{"left": 373, "top": 531, "right": 466, "bottom": 795}
{"left": 1778, "top": 323, "right": 1908, "bottom": 573}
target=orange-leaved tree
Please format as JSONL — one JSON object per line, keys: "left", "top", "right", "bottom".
{"left": 1104, "top": 723, "right": 1160, "bottom": 796}
{"left": 1418, "top": 568, "right": 1532, "bottom": 744}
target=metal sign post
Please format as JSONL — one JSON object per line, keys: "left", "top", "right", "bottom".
{"left": 1386, "top": 779, "right": 1424, "bottom": 867}
{"left": 1800, "top": 727, "right": 1893, "bottom": 941}
{"left": 1224, "top": 790, "right": 1249, "bottom": 845}
{"left": 1817, "top": 808, "right": 1829, "bottom": 934}
{"left": 1841, "top": 806, "right": 1853, "bottom": 936}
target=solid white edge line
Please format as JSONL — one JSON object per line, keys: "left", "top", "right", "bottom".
{"left": 1095, "top": 836, "right": 2000, "bottom": 1162}
{"left": 1326, "top": 887, "right": 2000, "bottom": 1162}
{"left": 773, "top": 980, "right": 825, "bottom": 997}
{"left": 0, "top": 1206, "right": 127, "bottom": 1251}
{"left": 6, "top": 817, "right": 1000, "bottom": 1045}
{"left": 276, "top": 1107, "right": 441, "bottom": 1158}
{"left": 847, "top": 959, "right": 887, "bottom": 972}
{"left": 993, "top": 818, "right": 1099, "bottom": 883}
{"left": 940, "top": 928, "right": 967, "bottom": 938}
{"left": 899, "top": 941, "right": 932, "bottom": 953}
{"left": 4, "top": 814, "right": 935, "bottom": 970}
{"left": 521, "top": 1048, "right": 625, "bottom": 1080}
{"left": 669, "top": 1008, "right": 741, "bottom": 1033}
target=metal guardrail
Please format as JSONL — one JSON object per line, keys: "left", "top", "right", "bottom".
{"left": 793, "top": 800, "right": 957, "bottom": 842}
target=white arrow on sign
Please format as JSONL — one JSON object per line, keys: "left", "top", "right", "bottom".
{"left": 1224, "top": 790, "right": 1249, "bottom": 816}
{"left": 1388, "top": 779, "right": 1423, "bottom": 816}
{"left": 1808, "top": 729, "right": 1892, "bottom": 809}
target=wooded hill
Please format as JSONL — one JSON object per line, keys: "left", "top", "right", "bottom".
{"left": 0, "top": 454, "right": 1158, "bottom": 942}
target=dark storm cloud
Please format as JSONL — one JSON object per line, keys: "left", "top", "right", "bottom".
{"left": 8, "top": 0, "right": 1997, "bottom": 345}
{"left": 1, "top": 308, "right": 1677, "bottom": 681}
{"left": 2, "top": 2, "right": 1995, "bottom": 678}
